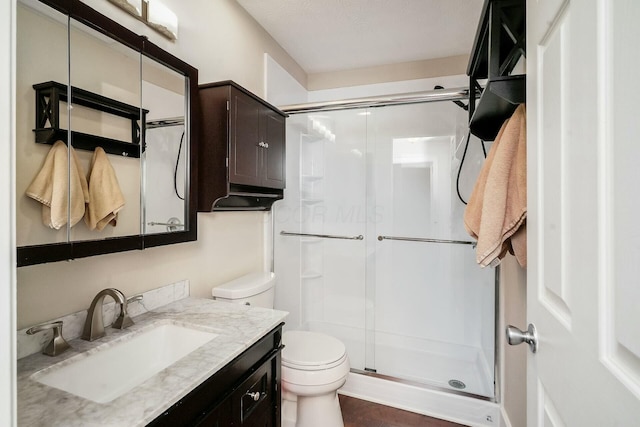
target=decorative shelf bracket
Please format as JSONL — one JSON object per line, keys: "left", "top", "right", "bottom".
{"left": 33, "top": 81, "right": 148, "bottom": 158}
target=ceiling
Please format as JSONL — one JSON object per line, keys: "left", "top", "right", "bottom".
{"left": 235, "top": 0, "right": 485, "bottom": 74}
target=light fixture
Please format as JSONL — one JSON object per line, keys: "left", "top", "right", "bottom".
{"left": 147, "top": 0, "right": 179, "bottom": 41}
{"left": 108, "top": 0, "right": 143, "bottom": 17}
{"left": 108, "top": 0, "right": 178, "bottom": 41}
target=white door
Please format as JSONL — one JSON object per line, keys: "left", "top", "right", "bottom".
{"left": 527, "top": 0, "right": 640, "bottom": 424}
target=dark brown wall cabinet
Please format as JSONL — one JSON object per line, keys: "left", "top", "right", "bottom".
{"left": 148, "top": 324, "right": 283, "bottom": 427}
{"left": 199, "top": 81, "right": 287, "bottom": 211}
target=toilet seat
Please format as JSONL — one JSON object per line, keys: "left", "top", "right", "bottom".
{"left": 282, "top": 331, "right": 347, "bottom": 371}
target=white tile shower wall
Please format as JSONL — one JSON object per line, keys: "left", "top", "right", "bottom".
{"left": 17, "top": 280, "right": 190, "bottom": 359}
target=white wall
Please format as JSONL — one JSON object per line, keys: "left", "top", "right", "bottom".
{"left": 1, "top": 0, "right": 16, "bottom": 424}
{"left": 307, "top": 55, "right": 469, "bottom": 91}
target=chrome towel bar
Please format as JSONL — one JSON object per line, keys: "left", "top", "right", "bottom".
{"left": 377, "top": 235, "right": 476, "bottom": 246}
{"left": 147, "top": 221, "right": 185, "bottom": 227}
{"left": 280, "top": 231, "right": 364, "bottom": 240}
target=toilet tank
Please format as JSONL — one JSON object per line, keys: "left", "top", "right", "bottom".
{"left": 212, "top": 272, "right": 275, "bottom": 308}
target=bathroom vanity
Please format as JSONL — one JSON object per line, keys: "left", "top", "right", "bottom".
{"left": 17, "top": 298, "right": 287, "bottom": 426}
{"left": 149, "top": 322, "right": 282, "bottom": 426}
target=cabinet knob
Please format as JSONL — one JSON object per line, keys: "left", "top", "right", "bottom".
{"left": 264, "top": 143, "right": 269, "bottom": 149}
{"left": 245, "top": 391, "right": 262, "bottom": 401}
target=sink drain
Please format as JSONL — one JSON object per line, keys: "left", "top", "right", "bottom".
{"left": 448, "top": 379, "right": 466, "bottom": 389}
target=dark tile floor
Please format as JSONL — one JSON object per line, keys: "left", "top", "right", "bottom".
{"left": 339, "top": 394, "right": 468, "bottom": 427}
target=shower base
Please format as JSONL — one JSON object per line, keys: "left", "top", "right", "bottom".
{"left": 373, "top": 332, "right": 494, "bottom": 398}
{"left": 339, "top": 372, "right": 501, "bottom": 427}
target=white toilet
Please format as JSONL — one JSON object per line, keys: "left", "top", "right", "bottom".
{"left": 212, "top": 272, "right": 350, "bottom": 427}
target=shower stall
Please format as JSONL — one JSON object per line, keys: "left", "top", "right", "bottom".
{"left": 273, "top": 92, "right": 496, "bottom": 404}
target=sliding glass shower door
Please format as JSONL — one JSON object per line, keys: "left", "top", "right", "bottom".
{"left": 365, "top": 103, "right": 495, "bottom": 397}
{"left": 274, "top": 100, "right": 495, "bottom": 398}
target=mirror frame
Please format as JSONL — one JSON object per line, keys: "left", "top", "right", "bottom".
{"left": 17, "top": 0, "right": 198, "bottom": 267}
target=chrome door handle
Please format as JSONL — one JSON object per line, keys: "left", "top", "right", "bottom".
{"left": 506, "top": 323, "right": 538, "bottom": 353}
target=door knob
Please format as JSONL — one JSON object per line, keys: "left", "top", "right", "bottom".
{"left": 506, "top": 323, "right": 538, "bottom": 353}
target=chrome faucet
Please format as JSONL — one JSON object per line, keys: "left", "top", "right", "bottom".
{"left": 82, "top": 288, "right": 134, "bottom": 341}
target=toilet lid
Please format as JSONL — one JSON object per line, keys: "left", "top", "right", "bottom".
{"left": 282, "top": 331, "right": 347, "bottom": 370}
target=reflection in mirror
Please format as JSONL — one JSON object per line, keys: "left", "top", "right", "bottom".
{"left": 68, "top": 18, "right": 142, "bottom": 242}
{"left": 16, "top": 0, "right": 197, "bottom": 266}
{"left": 142, "top": 55, "right": 188, "bottom": 235}
{"left": 16, "top": 0, "right": 70, "bottom": 247}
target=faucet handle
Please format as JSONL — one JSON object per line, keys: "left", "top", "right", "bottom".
{"left": 112, "top": 297, "right": 135, "bottom": 330}
{"left": 127, "top": 294, "right": 143, "bottom": 305}
{"left": 26, "top": 321, "right": 71, "bottom": 357}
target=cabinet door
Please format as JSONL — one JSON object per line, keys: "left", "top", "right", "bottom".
{"left": 261, "top": 109, "right": 286, "bottom": 189}
{"left": 230, "top": 89, "right": 261, "bottom": 187}
{"left": 194, "top": 399, "right": 231, "bottom": 427}
{"left": 231, "top": 358, "right": 274, "bottom": 427}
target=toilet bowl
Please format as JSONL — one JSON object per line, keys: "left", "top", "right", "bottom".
{"left": 281, "top": 330, "right": 350, "bottom": 427}
{"left": 213, "top": 273, "right": 350, "bottom": 427}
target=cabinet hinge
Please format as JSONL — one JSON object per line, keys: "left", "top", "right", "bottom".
{"left": 226, "top": 157, "right": 229, "bottom": 168}
{"left": 226, "top": 100, "right": 230, "bottom": 111}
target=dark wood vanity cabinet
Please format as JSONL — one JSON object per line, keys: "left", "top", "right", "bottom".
{"left": 148, "top": 324, "right": 283, "bottom": 427}
{"left": 198, "top": 81, "right": 286, "bottom": 211}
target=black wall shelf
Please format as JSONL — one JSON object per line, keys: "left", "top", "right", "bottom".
{"left": 467, "top": 0, "right": 526, "bottom": 141}
{"left": 33, "top": 81, "right": 147, "bottom": 158}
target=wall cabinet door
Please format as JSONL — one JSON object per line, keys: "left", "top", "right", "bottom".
{"left": 261, "top": 109, "right": 286, "bottom": 189}
{"left": 230, "top": 89, "right": 262, "bottom": 187}
{"left": 229, "top": 87, "right": 285, "bottom": 190}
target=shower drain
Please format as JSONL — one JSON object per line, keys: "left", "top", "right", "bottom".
{"left": 448, "top": 379, "right": 466, "bottom": 390}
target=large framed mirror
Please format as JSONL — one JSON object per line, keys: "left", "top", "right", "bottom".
{"left": 16, "top": 0, "right": 198, "bottom": 266}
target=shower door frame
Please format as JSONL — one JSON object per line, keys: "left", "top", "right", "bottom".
{"left": 278, "top": 86, "right": 500, "bottom": 403}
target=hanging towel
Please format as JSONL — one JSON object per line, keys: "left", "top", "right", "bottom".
{"left": 85, "top": 147, "right": 125, "bottom": 231}
{"left": 464, "top": 104, "right": 527, "bottom": 268}
{"left": 25, "top": 140, "right": 90, "bottom": 229}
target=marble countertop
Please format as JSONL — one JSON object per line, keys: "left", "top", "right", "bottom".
{"left": 17, "top": 298, "right": 288, "bottom": 427}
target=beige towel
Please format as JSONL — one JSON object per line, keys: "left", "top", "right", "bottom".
{"left": 25, "top": 140, "right": 90, "bottom": 229}
{"left": 85, "top": 147, "right": 125, "bottom": 231}
{"left": 464, "top": 104, "right": 527, "bottom": 268}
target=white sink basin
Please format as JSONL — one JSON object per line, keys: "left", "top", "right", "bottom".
{"left": 32, "top": 322, "right": 218, "bottom": 403}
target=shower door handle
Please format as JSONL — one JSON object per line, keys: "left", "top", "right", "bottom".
{"left": 506, "top": 324, "right": 538, "bottom": 353}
